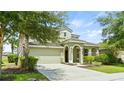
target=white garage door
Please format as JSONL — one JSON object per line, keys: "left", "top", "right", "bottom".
{"left": 29, "top": 47, "right": 63, "bottom": 64}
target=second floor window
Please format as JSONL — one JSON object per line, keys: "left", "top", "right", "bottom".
{"left": 64, "top": 32, "right": 66, "bottom": 37}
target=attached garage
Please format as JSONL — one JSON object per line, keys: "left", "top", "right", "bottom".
{"left": 29, "top": 46, "right": 64, "bottom": 64}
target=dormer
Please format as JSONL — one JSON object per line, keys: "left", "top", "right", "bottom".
{"left": 59, "top": 26, "right": 80, "bottom": 42}
{"left": 71, "top": 34, "right": 80, "bottom": 39}
{"left": 59, "top": 26, "right": 72, "bottom": 41}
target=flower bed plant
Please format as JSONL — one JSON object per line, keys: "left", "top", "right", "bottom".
{"left": 84, "top": 56, "right": 95, "bottom": 64}
{"left": 7, "top": 54, "right": 18, "bottom": 65}
{"left": 20, "top": 56, "right": 38, "bottom": 71}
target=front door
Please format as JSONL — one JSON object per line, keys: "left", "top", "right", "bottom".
{"left": 65, "top": 47, "right": 69, "bottom": 63}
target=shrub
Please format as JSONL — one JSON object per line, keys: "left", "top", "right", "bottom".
{"left": 95, "top": 54, "right": 111, "bottom": 65}
{"left": 108, "top": 53, "right": 123, "bottom": 64}
{"left": 20, "top": 56, "right": 38, "bottom": 71}
{"left": 95, "top": 53, "right": 123, "bottom": 65}
{"left": 116, "top": 58, "right": 123, "bottom": 64}
{"left": 101, "top": 48, "right": 123, "bottom": 64}
{"left": 107, "top": 53, "right": 116, "bottom": 64}
{"left": 84, "top": 56, "right": 95, "bottom": 64}
{"left": 8, "top": 54, "right": 18, "bottom": 64}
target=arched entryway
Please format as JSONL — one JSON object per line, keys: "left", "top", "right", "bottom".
{"left": 64, "top": 46, "right": 69, "bottom": 63}
{"left": 73, "top": 46, "right": 80, "bottom": 63}
{"left": 84, "top": 48, "right": 88, "bottom": 56}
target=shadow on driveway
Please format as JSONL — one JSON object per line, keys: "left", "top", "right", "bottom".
{"left": 37, "top": 65, "right": 66, "bottom": 80}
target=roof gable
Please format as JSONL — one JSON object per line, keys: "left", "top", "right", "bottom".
{"left": 62, "top": 38, "right": 99, "bottom": 47}
{"left": 59, "top": 26, "right": 73, "bottom": 32}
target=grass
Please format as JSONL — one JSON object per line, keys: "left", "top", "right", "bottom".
{"left": 2, "top": 56, "right": 8, "bottom": 64}
{"left": 2, "top": 56, "right": 18, "bottom": 69}
{"left": 88, "top": 65, "right": 124, "bottom": 74}
{"left": 1, "top": 71, "right": 48, "bottom": 81}
{"left": 113, "top": 63, "right": 124, "bottom": 67}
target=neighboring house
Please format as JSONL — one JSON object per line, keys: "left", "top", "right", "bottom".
{"left": 29, "top": 26, "right": 99, "bottom": 64}
{"left": 117, "top": 51, "right": 124, "bottom": 62}
{"left": 99, "top": 46, "right": 124, "bottom": 62}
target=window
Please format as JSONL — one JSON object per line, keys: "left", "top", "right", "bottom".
{"left": 64, "top": 32, "right": 66, "bottom": 37}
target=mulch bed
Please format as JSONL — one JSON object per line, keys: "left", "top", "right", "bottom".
{"left": 0, "top": 68, "right": 40, "bottom": 81}
{"left": 0, "top": 76, "right": 15, "bottom": 81}
{"left": 2, "top": 68, "right": 31, "bottom": 74}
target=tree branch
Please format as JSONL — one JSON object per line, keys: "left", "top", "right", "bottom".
{"left": 3, "top": 28, "right": 16, "bottom": 43}
{"left": 3, "top": 33, "right": 12, "bottom": 43}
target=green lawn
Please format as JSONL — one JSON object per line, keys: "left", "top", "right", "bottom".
{"left": 2, "top": 56, "right": 8, "bottom": 64}
{"left": 1, "top": 71, "right": 48, "bottom": 81}
{"left": 88, "top": 65, "right": 124, "bottom": 74}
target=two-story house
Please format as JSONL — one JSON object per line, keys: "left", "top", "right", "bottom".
{"left": 29, "top": 26, "right": 99, "bottom": 64}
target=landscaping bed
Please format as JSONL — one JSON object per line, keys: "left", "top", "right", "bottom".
{"left": 0, "top": 68, "right": 49, "bottom": 81}
{"left": 83, "top": 54, "right": 124, "bottom": 74}
{"left": 1, "top": 57, "right": 48, "bottom": 81}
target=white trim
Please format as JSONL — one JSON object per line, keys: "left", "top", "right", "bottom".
{"left": 29, "top": 45, "right": 64, "bottom": 49}
{"left": 69, "top": 46, "right": 73, "bottom": 63}
{"left": 72, "top": 44, "right": 81, "bottom": 49}
{"left": 72, "top": 44, "right": 82, "bottom": 63}
{"left": 84, "top": 44, "right": 98, "bottom": 47}
{"left": 80, "top": 47, "right": 83, "bottom": 64}
{"left": 64, "top": 45, "right": 69, "bottom": 48}
{"left": 96, "top": 49, "right": 99, "bottom": 56}
{"left": 88, "top": 48, "right": 92, "bottom": 56}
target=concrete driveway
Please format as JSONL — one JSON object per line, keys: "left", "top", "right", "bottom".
{"left": 37, "top": 64, "right": 124, "bottom": 81}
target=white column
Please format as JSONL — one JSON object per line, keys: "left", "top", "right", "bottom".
{"left": 88, "top": 48, "right": 92, "bottom": 56}
{"left": 69, "top": 46, "right": 73, "bottom": 63}
{"left": 80, "top": 47, "right": 83, "bottom": 64}
{"left": 96, "top": 49, "right": 99, "bottom": 56}
{"left": 60, "top": 50, "right": 64, "bottom": 62}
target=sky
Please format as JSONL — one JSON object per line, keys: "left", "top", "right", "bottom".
{"left": 67, "top": 11, "right": 105, "bottom": 44}
{"left": 3, "top": 11, "right": 105, "bottom": 52}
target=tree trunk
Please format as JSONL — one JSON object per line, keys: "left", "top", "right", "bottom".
{"left": 17, "top": 32, "right": 30, "bottom": 67}
{"left": 0, "top": 28, "right": 3, "bottom": 77}
{"left": 24, "top": 34, "right": 29, "bottom": 63}
{"left": 18, "top": 32, "right": 26, "bottom": 56}
{"left": 11, "top": 42, "right": 14, "bottom": 54}
{"left": 17, "top": 32, "right": 26, "bottom": 65}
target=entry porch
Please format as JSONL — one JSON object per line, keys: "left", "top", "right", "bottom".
{"left": 62, "top": 39, "right": 99, "bottom": 64}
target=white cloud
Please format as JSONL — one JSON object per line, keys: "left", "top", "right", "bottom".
{"left": 81, "top": 29, "right": 102, "bottom": 38}
{"left": 79, "top": 29, "right": 102, "bottom": 43}
{"left": 83, "top": 21, "right": 95, "bottom": 28}
{"left": 83, "top": 12, "right": 106, "bottom": 28}
{"left": 95, "top": 12, "right": 106, "bottom": 18}
{"left": 88, "top": 30, "right": 102, "bottom": 37}
{"left": 71, "top": 19, "right": 83, "bottom": 28}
